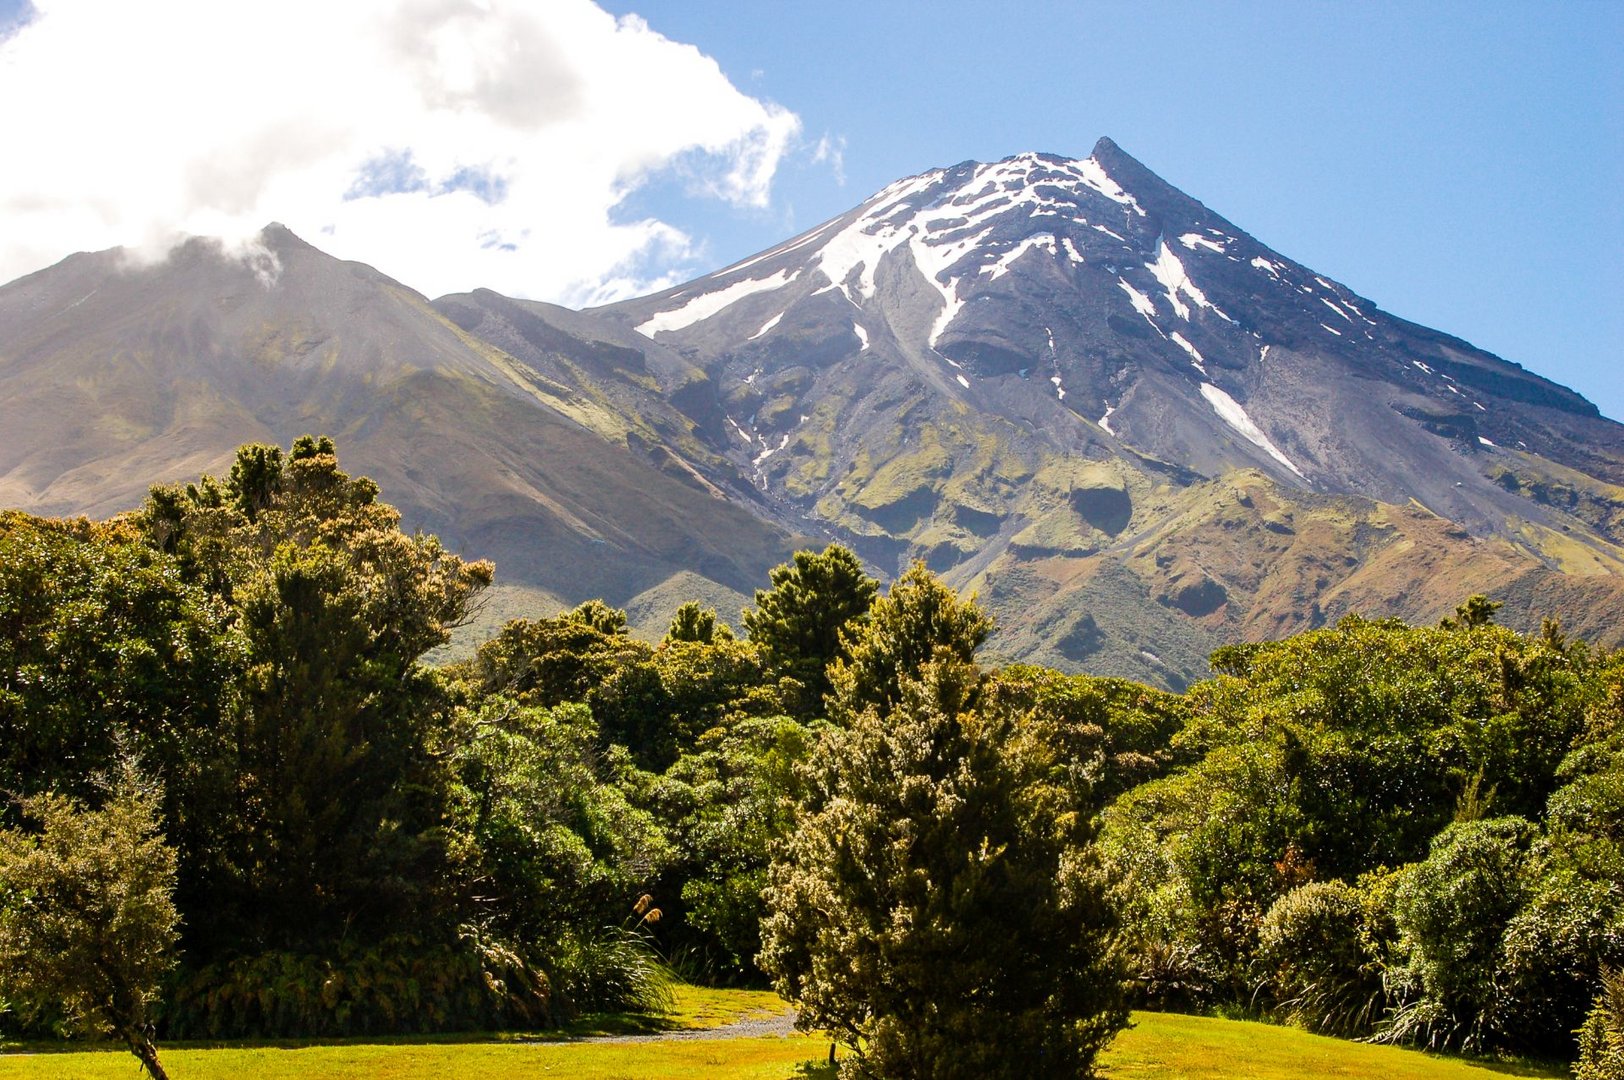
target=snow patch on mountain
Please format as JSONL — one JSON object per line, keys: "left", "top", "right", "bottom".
{"left": 928, "top": 279, "right": 969, "bottom": 348}
{"left": 1044, "top": 326, "right": 1066, "bottom": 400}
{"left": 1118, "top": 280, "right": 1156, "bottom": 318}
{"left": 1320, "top": 297, "right": 1355, "bottom": 323}
{"left": 1069, "top": 156, "right": 1142, "bottom": 212}
{"left": 1147, "top": 239, "right": 1230, "bottom": 322}
{"left": 753, "top": 431, "right": 790, "bottom": 466}
{"left": 749, "top": 312, "right": 783, "bottom": 340}
{"left": 982, "top": 233, "right": 1056, "bottom": 281}
{"left": 638, "top": 269, "right": 799, "bottom": 336}
{"left": 722, "top": 221, "right": 840, "bottom": 278}
{"left": 1171, "top": 331, "right": 1208, "bottom": 375}
{"left": 1199, "top": 383, "right": 1306, "bottom": 479}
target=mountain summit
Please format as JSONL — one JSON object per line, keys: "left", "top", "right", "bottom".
{"left": 588, "top": 139, "right": 1624, "bottom": 680}
{"left": 2, "top": 140, "right": 1621, "bottom": 685}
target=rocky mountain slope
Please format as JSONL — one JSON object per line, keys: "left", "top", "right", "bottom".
{"left": 588, "top": 137, "right": 1624, "bottom": 684}
{"left": 0, "top": 227, "right": 801, "bottom": 631}
{"left": 1, "top": 139, "right": 1619, "bottom": 684}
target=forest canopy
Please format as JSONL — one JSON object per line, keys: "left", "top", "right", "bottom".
{"left": 1, "top": 439, "right": 1619, "bottom": 1078}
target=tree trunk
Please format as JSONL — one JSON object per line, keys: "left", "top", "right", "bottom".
{"left": 124, "top": 1031, "right": 170, "bottom": 1080}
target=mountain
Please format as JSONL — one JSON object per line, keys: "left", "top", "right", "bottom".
{"left": 1, "top": 139, "right": 1620, "bottom": 684}
{"left": 587, "top": 138, "right": 1624, "bottom": 684}
{"left": 0, "top": 226, "right": 802, "bottom": 635}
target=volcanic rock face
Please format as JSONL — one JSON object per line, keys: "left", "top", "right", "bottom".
{"left": 590, "top": 138, "right": 1624, "bottom": 683}
{"left": 2, "top": 139, "right": 1620, "bottom": 683}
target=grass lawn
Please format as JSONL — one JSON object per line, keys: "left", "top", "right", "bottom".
{"left": 1101, "top": 1012, "right": 1561, "bottom": 1080}
{"left": 0, "top": 997, "right": 1566, "bottom": 1079}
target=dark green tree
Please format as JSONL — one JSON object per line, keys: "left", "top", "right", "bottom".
{"left": 133, "top": 438, "right": 493, "bottom": 955}
{"left": 760, "top": 658, "right": 1126, "bottom": 1078}
{"left": 827, "top": 560, "right": 992, "bottom": 722}
{"left": 1440, "top": 593, "right": 1503, "bottom": 630}
{"left": 0, "top": 511, "right": 242, "bottom": 915}
{"left": 654, "top": 714, "right": 818, "bottom": 978}
{"left": 742, "top": 544, "right": 877, "bottom": 715}
{"left": 1383, "top": 816, "right": 1538, "bottom": 1051}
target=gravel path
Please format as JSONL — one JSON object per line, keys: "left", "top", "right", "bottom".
{"left": 572, "top": 1006, "right": 800, "bottom": 1044}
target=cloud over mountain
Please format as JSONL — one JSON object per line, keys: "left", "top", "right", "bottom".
{"left": 0, "top": 0, "right": 800, "bottom": 301}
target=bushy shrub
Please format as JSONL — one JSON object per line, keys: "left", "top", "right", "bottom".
{"left": 1381, "top": 817, "right": 1536, "bottom": 1052}
{"left": 1257, "top": 880, "right": 1386, "bottom": 1036}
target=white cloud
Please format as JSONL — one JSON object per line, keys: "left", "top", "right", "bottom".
{"left": 811, "top": 133, "right": 847, "bottom": 186}
{"left": 0, "top": 0, "right": 802, "bottom": 303}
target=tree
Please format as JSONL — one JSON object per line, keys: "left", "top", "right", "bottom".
{"left": 0, "top": 762, "right": 179, "bottom": 1079}
{"left": 135, "top": 438, "right": 493, "bottom": 955}
{"left": 1440, "top": 594, "right": 1502, "bottom": 630}
{"left": 742, "top": 545, "right": 878, "bottom": 715}
{"left": 760, "top": 658, "right": 1126, "bottom": 1079}
{"left": 563, "top": 599, "right": 629, "bottom": 636}
{"left": 827, "top": 560, "right": 992, "bottom": 722}
{"left": 655, "top": 714, "right": 818, "bottom": 979}
{"left": 664, "top": 601, "right": 733, "bottom": 644}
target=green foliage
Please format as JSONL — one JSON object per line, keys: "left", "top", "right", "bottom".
{"left": 548, "top": 926, "right": 676, "bottom": 1017}
{"left": 226, "top": 442, "right": 284, "bottom": 522}
{"left": 448, "top": 701, "right": 673, "bottom": 941}
{"left": 1382, "top": 817, "right": 1538, "bottom": 1052}
{"left": 1256, "top": 881, "right": 1387, "bottom": 1037}
{"left": 1439, "top": 594, "right": 1503, "bottom": 631}
{"left": 458, "top": 615, "right": 791, "bottom": 771}
{"left": 136, "top": 439, "right": 493, "bottom": 957}
{"left": 827, "top": 560, "right": 993, "bottom": 722}
{"left": 1496, "top": 654, "right": 1624, "bottom": 1054}
{"left": 760, "top": 659, "right": 1126, "bottom": 1079}
{"left": 565, "top": 599, "right": 630, "bottom": 636}
{"left": 980, "top": 664, "right": 1189, "bottom": 806}
{"left": 0, "top": 761, "right": 178, "bottom": 1078}
{"left": 742, "top": 544, "right": 878, "bottom": 715}
{"left": 164, "top": 929, "right": 552, "bottom": 1039}
{"left": 664, "top": 601, "right": 734, "bottom": 644}
{"left": 0, "top": 512, "right": 242, "bottom": 840}
{"left": 1577, "top": 967, "right": 1624, "bottom": 1080}
{"left": 654, "top": 715, "right": 819, "bottom": 979}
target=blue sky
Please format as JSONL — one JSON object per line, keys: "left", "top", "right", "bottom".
{"left": 2, "top": 0, "right": 1620, "bottom": 419}
{"left": 603, "top": 1, "right": 1624, "bottom": 420}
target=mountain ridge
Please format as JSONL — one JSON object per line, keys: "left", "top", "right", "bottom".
{"left": 1, "top": 138, "right": 1618, "bottom": 683}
